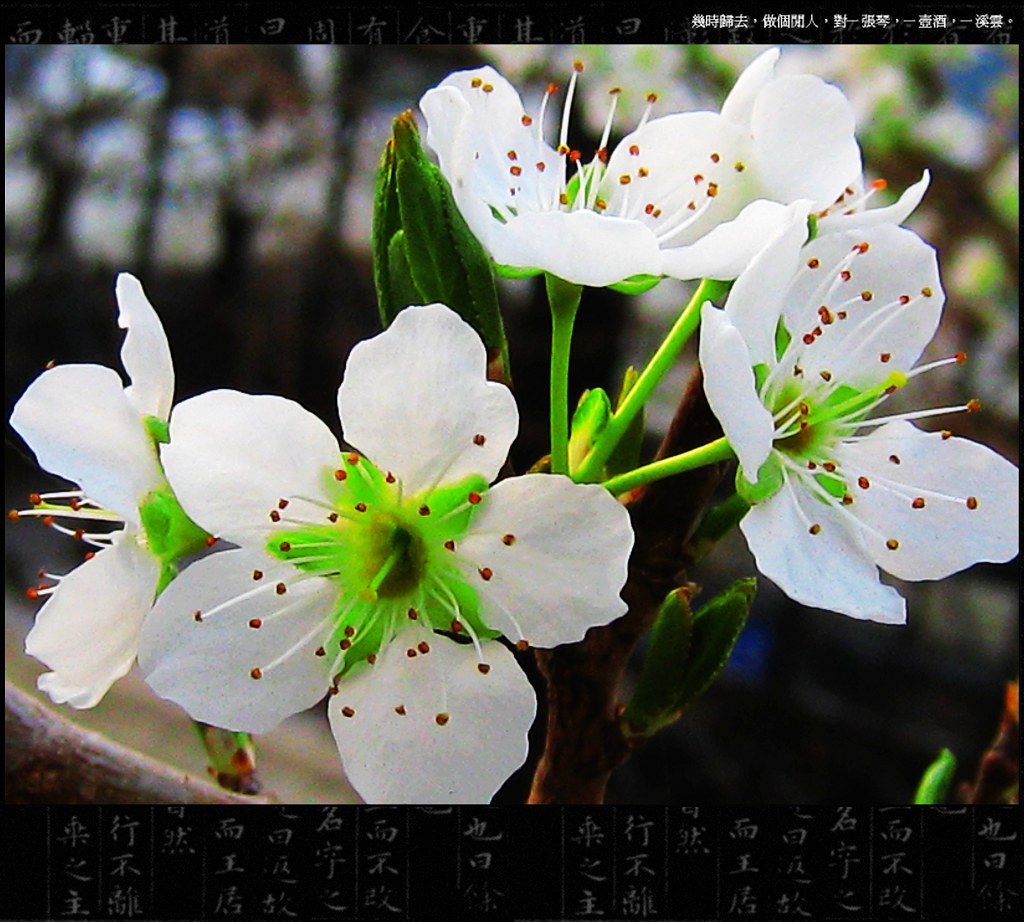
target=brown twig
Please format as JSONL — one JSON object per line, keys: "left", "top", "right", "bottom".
{"left": 5, "top": 681, "right": 271, "bottom": 804}
{"left": 958, "top": 681, "right": 1020, "bottom": 806}
{"left": 528, "top": 367, "right": 729, "bottom": 803}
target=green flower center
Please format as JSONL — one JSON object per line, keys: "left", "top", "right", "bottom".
{"left": 264, "top": 452, "right": 497, "bottom": 680}
{"left": 740, "top": 352, "right": 910, "bottom": 506}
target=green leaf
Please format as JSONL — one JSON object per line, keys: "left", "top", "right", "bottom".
{"left": 913, "top": 747, "right": 957, "bottom": 804}
{"left": 371, "top": 136, "right": 403, "bottom": 323}
{"left": 372, "top": 111, "right": 510, "bottom": 380}
{"left": 621, "top": 588, "right": 695, "bottom": 738}
{"left": 674, "top": 577, "right": 756, "bottom": 711}
{"left": 385, "top": 231, "right": 421, "bottom": 314}
{"left": 613, "top": 366, "right": 639, "bottom": 413}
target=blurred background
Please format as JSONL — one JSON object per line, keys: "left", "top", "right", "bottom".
{"left": 5, "top": 44, "right": 1018, "bottom": 804}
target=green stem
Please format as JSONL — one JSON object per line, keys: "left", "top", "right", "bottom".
{"left": 574, "top": 278, "right": 728, "bottom": 483}
{"left": 602, "top": 436, "right": 735, "bottom": 496}
{"left": 546, "top": 275, "right": 584, "bottom": 475}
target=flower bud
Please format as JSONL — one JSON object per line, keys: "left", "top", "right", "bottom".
{"left": 373, "top": 111, "right": 509, "bottom": 382}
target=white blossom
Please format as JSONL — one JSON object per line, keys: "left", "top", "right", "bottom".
{"left": 700, "top": 216, "right": 1019, "bottom": 622}
{"left": 10, "top": 274, "right": 186, "bottom": 706}
{"left": 140, "top": 304, "right": 634, "bottom": 803}
{"left": 420, "top": 49, "right": 862, "bottom": 286}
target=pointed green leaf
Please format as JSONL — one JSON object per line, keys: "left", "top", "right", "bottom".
{"left": 614, "top": 366, "right": 640, "bottom": 412}
{"left": 371, "top": 137, "right": 404, "bottom": 323}
{"left": 674, "top": 577, "right": 756, "bottom": 711}
{"left": 372, "top": 111, "right": 510, "bottom": 380}
{"left": 386, "top": 231, "right": 421, "bottom": 314}
{"left": 913, "top": 748, "right": 957, "bottom": 804}
{"left": 390, "top": 111, "right": 509, "bottom": 379}
{"left": 620, "top": 588, "right": 694, "bottom": 739}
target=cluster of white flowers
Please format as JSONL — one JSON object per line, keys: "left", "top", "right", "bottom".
{"left": 420, "top": 49, "right": 927, "bottom": 286}
{"left": 12, "top": 284, "right": 633, "bottom": 804}
{"left": 10, "top": 49, "right": 1017, "bottom": 804}
{"left": 419, "top": 49, "right": 1017, "bottom": 624}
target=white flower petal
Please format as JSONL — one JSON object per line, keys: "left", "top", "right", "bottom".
{"left": 139, "top": 549, "right": 336, "bottom": 734}
{"left": 741, "top": 477, "right": 906, "bottom": 623}
{"left": 419, "top": 82, "right": 475, "bottom": 180}
{"left": 833, "top": 421, "right": 1019, "bottom": 581}
{"left": 26, "top": 533, "right": 160, "bottom": 708}
{"left": 491, "top": 209, "right": 663, "bottom": 287}
{"left": 338, "top": 304, "right": 518, "bottom": 496}
{"left": 699, "top": 305, "right": 775, "bottom": 480}
{"left": 660, "top": 199, "right": 794, "bottom": 282}
{"left": 821, "top": 171, "right": 930, "bottom": 232}
{"left": 716, "top": 201, "right": 810, "bottom": 357}
{"left": 421, "top": 68, "right": 562, "bottom": 256}
{"left": 422, "top": 66, "right": 539, "bottom": 181}
{"left": 783, "top": 225, "right": 944, "bottom": 387}
{"left": 720, "top": 48, "right": 780, "bottom": 126}
{"left": 603, "top": 112, "right": 755, "bottom": 243}
{"left": 454, "top": 474, "right": 632, "bottom": 647}
{"left": 10, "top": 364, "right": 163, "bottom": 524}
{"left": 163, "top": 389, "right": 341, "bottom": 545}
{"left": 116, "top": 273, "right": 174, "bottom": 421}
{"left": 419, "top": 80, "right": 517, "bottom": 253}
{"left": 329, "top": 630, "right": 535, "bottom": 804}
{"left": 751, "top": 75, "right": 862, "bottom": 208}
